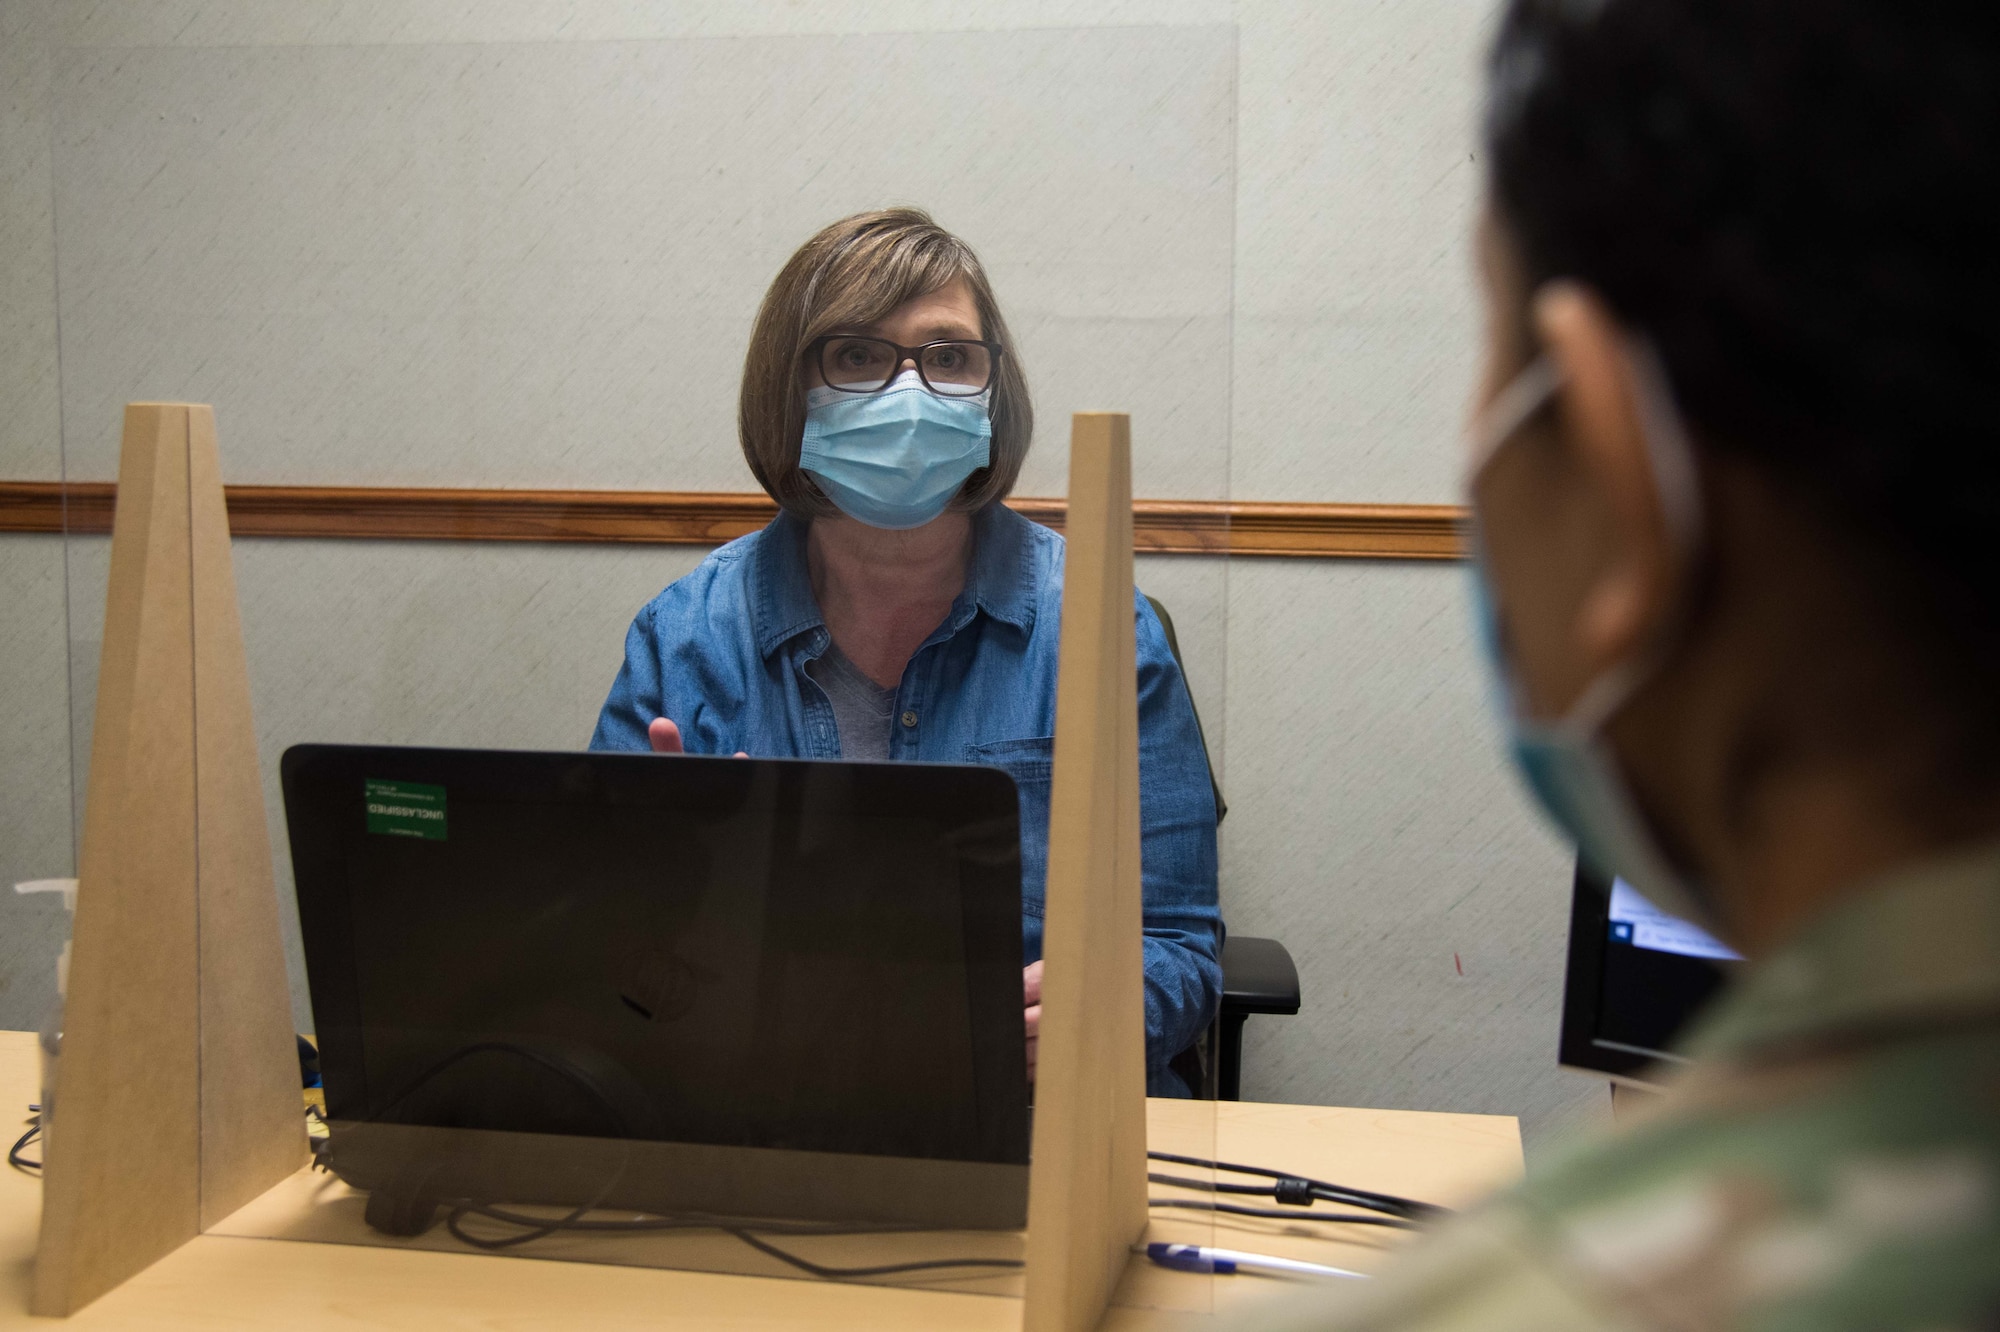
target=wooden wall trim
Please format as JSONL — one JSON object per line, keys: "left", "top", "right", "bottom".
{"left": 0, "top": 481, "right": 1467, "bottom": 560}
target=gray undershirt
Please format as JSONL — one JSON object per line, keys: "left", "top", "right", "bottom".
{"left": 806, "top": 643, "right": 898, "bottom": 761}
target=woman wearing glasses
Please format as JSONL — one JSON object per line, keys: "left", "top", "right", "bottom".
{"left": 590, "top": 208, "right": 1222, "bottom": 1095}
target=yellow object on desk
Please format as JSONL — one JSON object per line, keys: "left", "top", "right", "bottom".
{"left": 0, "top": 1030, "right": 1521, "bottom": 1329}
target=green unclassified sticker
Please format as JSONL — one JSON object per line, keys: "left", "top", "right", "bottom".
{"left": 365, "top": 779, "right": 446, "bottom": 841}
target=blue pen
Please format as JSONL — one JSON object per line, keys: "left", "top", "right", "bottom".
{"left": 1143, "top": 1242, "right": 1368, "bottom": 1280}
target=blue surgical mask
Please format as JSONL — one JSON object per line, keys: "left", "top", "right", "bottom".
{"left": 801, "top": 370, "right": 992, "bottom": 530}
{"left": 1465, "top": 351, "right": 1720, "bottom": 930}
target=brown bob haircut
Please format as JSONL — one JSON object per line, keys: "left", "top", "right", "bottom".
{"left": 738, "top": 208, "right": 1033, "bottom": 519}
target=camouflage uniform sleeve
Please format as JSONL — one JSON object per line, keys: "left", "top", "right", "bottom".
{"left": 1213, "top": 1207, "right": 1641, "bottom": 1332}
{"left": 1212, "top": 851, "right": 2000, "bottom": 1332}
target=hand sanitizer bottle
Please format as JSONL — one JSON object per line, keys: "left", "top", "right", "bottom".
{"left": 14, "top": 878, "right": 78, "bottom": 1153}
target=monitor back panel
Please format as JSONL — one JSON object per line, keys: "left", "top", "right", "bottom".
{"left": 1558, "top": 860, "right": 1735, "bottom": 1085}
{"left": 283, "top": 745, "right": 1029, "bottom": 1224}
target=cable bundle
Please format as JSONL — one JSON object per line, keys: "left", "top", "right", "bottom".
{"left": 1145, "top": 1151, "right": 1447, "bottom": 1230}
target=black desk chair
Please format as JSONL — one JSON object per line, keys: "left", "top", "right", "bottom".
{"left": 1215, "top": 935, "right": 1301, "bottom": 1100}
{"left": 1147, "top": 598, "right": 1302, "bottom": 1101}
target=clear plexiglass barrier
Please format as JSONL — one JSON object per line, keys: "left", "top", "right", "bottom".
{"left": 15, "top": 24, "right": 1255, "bottom": 1315}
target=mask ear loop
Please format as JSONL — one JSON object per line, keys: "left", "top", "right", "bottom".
{"left": 1628, "top": 340, "right": 1703, "bottom": 554}
{"left": 1467, "top": 335, "right": 1721, "bottom": 923}
{"left": 1557, "top": 338, "right": 1706, "bottom": 736}
{"left": 1462, "top": 337, "right": 1707, "bottom": 738}
{"left": 1465, "top": 356, "right": 1564, "bottom": 482}
{"left": 1462, "top": 354, "right": 1563, "bottom": 721}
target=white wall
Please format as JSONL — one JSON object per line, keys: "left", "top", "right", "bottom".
{"left": 0, "top": 0, "right": 1607, "bottom": 1154}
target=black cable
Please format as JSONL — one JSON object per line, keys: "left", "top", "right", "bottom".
{"left": 1146, "top": 1151, "right": 1446, "bottom": 1222}
{"left": 724, "top": 1224, "right": 1024, "bottom": 1280}
{"left": 442, "top": 1199, "right": 1023, "bottom": 1278}
{"left": 371, "top": 1042, "right": 635, "bottom": 1132}
{"left": 451, "top": 1201, "right": 714, "bottom": 1234}
{"left": 1152, "top": 1176, "right": 1288, "bottom": 1192}
{"left": 1149, "top": 1150, "right": 1431, "bottom": 1217}
{"left": 451, "top": 1201, "right": 908, "bottom": 1237}
{"left": 355, "top": 1042, "right": 642, "bottom": 1250}
{"left": 1148, "top": 1170, "right": 1421, "bottom": 1217}
{"left": 442, "top": 1181, "right": 641, "bottom": 1252}
{"left": 441, "top": 1198, "right": 870, "bottom": 1250}
{"left": 8, "top": 1117, "right": 40, "bottom": 1174}
{"left": 1148, "top": 1198, "right": 1418, "bottom": 1229}
{"left": 2, "top": 1094, "right": 1008, "bottom": 1279}
{"left": 338, "top": 1047, "right": 1027, "bottom": 1279}
{"left": 446, "top": 1202, "right": 597, "bottom": 1251}
{"left": 1151, "top": 1170, "right": 1306, "bottom": 1198}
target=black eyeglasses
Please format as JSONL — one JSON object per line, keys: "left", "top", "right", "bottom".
{"left": 809, "top": 336, "right": 1002, "bottom": 398}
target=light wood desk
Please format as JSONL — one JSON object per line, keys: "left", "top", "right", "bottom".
{"left": 0, "top": 1030, "right": 1520, "bottom": 1328}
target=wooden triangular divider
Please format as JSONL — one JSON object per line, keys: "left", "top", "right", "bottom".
{"left": 1022, "top": 413, "right": 1150, "bottom": 1332}
{"left": 34, "top": 404, "right": 307, "bottom": 1316}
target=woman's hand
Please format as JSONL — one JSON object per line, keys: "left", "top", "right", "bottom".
{"left": 647, "top": 717, "right": 747, "bottom": 758}
{"left": 1023, "top": 960, "right": 1043, "bottom": 1082}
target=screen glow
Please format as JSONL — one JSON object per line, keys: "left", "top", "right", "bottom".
{"left": 1607, "top": 879, "right": 1741, "bottom": 961}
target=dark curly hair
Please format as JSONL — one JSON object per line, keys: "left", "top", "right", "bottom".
{"left": 1485, "top": 0, "right": 2000, "bottom": 787}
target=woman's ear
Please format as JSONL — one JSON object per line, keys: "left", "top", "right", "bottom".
{"left": 1533, "top": 282, "right": 1687, "bottom": 674}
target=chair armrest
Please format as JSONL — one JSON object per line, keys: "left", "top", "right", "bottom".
{"left": 1219, "top": 936, "right": 1300, "bottom": 1017}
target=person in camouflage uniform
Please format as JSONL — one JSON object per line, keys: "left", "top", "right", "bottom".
{"left": 1250, "top": 850, "right": 2000, "bottom": 1330}
{"left": 1239, "top": 2, "right": 2000, "bottom": 1328}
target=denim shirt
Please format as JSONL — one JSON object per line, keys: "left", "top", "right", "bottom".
{"left": 589, "top": 503, "right": 1222, "bottom": 1093}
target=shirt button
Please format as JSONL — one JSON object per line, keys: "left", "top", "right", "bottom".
{"left": 901, "top": 710, "right": 918, "bottom": 729}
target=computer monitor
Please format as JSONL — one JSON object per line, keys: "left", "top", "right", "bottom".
{"left": 282, "top": 743, "right": 1032, "bottom": 1232}
{"left": 1558, "top": 859, "right": 1740, "bottom": 1086}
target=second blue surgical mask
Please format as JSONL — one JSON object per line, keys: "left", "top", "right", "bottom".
{"left": 1467, "top": 559, "right": 1713, "bottom": 927}
{"left": 801, "top": 370, "right": 992, "bottom": 530}
{"left": 1465, "top": 351, "right": 1721, "bottom": 931}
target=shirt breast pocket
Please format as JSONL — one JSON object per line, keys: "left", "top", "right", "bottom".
{"left": 963, "top": 736, "right": 1054, "bottom": 916}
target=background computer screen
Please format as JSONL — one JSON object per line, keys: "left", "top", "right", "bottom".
{"left": 1559, "top": 862, "right": 1740, "bottom": 1082}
